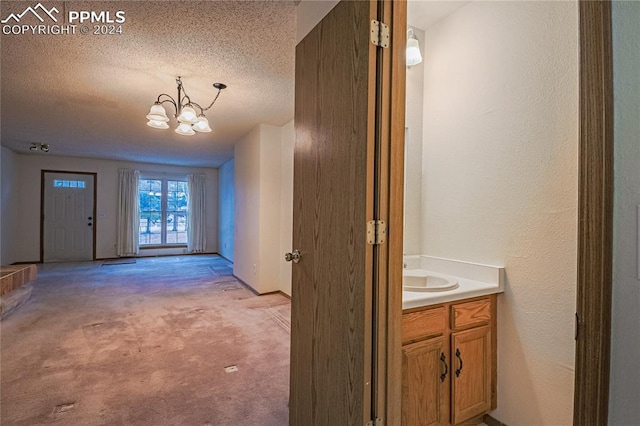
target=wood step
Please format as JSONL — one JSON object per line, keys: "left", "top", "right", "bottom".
{"left": 0, "top": 265, "right": 37, "bottom": 297}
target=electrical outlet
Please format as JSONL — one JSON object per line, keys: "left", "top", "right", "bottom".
{"left": 253, "top": 264, "right": 257, "bottom": 274}
{"left": 224, "top": 365, "right": 238, "bottom": 373}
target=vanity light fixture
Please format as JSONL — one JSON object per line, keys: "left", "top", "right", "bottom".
{"left": 146, "top": 77, "right": 227, "bottom": 136}
{"left": 406, "top": 28, "right": 423, "bottom": 67}
{"left": 29, "top": 142, "right": 49, "bottom": 152}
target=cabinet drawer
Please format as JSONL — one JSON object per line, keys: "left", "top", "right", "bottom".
{"left": 451, "top": 298, "right": 491, "bottom": 330}
{"left": 402, "top": 306, "right": 445, "bottom": 344}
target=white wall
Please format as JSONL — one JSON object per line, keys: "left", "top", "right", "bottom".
{"left": 279, "top": 121, "right": 294, "bottom": 296}
{"left": 404, "top": 26, "right": 425, "bottom": 255}
{"left": 218, "top": 159, "right": 235, "bottom": 262}
{"left": 296, "top": 0, "right": 339, "bottom": 44}
{"left": 412, "top": 2, "right": 578, "bottom": 424}
{"left": 233, "top": 122, "right": 294, "bottom": 295}
{"left": 10, "top": 153, "right": 218, "bottom": 261}
{"left": 610, "top": 2, "right": 640, "bottom": 424}
{"left": 234, "top": 126, "right": 262, "bottom": 287}
{"left": 258, "top": 124, "right": 283, "bottom": 294}
{"left": 1, "top": 146, "right": 19, "bottom": 265}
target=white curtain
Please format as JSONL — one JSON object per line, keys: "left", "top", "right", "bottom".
{"left": 117, "top": 169, "right": 140, "bottom": 256}
{"left": 187, "top": 173, "right": 207, "bottom": 253}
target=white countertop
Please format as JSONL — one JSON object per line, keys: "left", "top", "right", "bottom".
{"left": 402, "top": 255, "right": 505, "bottom": 310}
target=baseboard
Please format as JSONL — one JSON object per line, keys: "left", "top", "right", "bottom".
{"left": 232, "top": 276, "right": 287, "bottom": 298}
{"left": 233, "top": 275, "right": 260, "bottom": 295}
{"left": 278, "top": 291, "right": 291, "bottom": 299}
{"left": 96, "top": 251, "right": 219, "bottom": 261}
{"left": 11, "top": 261, "right": 41, "bottom": 265}
{"left": 483, "top": 414, "right": 507, "bottom": 426}
{"left": 217, "top": 253, "right": 233, "bottom": 263}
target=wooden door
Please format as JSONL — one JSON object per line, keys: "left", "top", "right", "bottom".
{"left": 451, "top": 326, "right": 491, "bottom": 424}
{"left": 42, "top": 171, "right": 96, "bottom": 262}
{"left": 289, "top": 1, "right": 377, "bottom": 425}
{"left": 402, "top": 337, "right": 450, "bottom": 426}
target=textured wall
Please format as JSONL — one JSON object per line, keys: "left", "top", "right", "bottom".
{"left": 10, "top": 154, "right": 219, "bottom": 261}
{"left": 1, "top": 146, "right": 19, "bottom": 265}
{"left": 234, "top": 126, "right": 262, "bottom": 288}
{"left": 404, "top": 26, "right": 425, "bottom": 255}
{"left": 258, "top": 124, "right": 283, "bottom": 294}
{"left": 218, "top": 159, "right": 235, "bottom": 262}
{"left": 233, "top": 123, "right": 291, "bottom": 294}
{"left": 296, "top": 0, "right": 339, "bottom": 44}
{"left": 415, "top": 2, "right": 578, "bottom": 423}
{"left": 279, "top": 121, "right": 295, "bottom": 296}
{"left": 610, "top": 2, "right": 640, "bottom": 423}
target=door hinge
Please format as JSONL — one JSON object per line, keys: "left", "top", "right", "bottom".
{"left": 370, "top": 20, "right": 390, "bottom": 48}
{"left": 367, "top": 220, "right": 386, "bottom": 245}
{"left": 366, "top": 418, "right": 383, "bottom": 426}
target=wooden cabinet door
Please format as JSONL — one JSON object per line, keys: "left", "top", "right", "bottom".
{"left": 402, "top": 337, "right": 450, "bottom": 426}
{"left": 451, "top": 326, "right": 491, "bottom": 424}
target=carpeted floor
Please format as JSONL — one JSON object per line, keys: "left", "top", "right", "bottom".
{"left": 0, "top": 255, "right": 291, "bottom": 425}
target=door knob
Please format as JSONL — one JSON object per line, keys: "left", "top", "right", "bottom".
{"left": 285, "top": 249, "right": 301, "bottom": 263}
{"left": 88, "top": 216, "right": 93, "bottom": 220}
{"left": 88, "top": 223, "right": 92, "bottom": 226}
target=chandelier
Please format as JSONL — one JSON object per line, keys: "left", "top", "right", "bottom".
{"left": 146, "top": 77, "right": 227, "bottom": 136}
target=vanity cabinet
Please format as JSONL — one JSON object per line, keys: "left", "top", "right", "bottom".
{"left": 402, "top": 295, "right": 497, "bottom": 426}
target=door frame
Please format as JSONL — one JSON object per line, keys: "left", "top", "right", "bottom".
{"left": 373, "top": 0, "right": 406, "bottom": 424}
{"left": 574, "top": 0, "right": 614, "bottom": 423}
{"left": 383, "top": 1, "right": 614, "bottom": 424}
{"left": 40, "top": 170, "right": 98, "bottom": 263}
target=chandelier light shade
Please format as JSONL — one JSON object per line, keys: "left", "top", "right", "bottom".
{"left": 193, "top": 115, "right": 212, "bottom": 133}
{"left": 175, "top": 122, "right": 196, "bottom": 136}
{"left": 406, "top": 28, "right": 423, "bottom": 67}
{"left": 146, "top": 77, "right": 226, "bottom": 136}
{"left": 146, "top": 104, "right": 170, "bottom": 122}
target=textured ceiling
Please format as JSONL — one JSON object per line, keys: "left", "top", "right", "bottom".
{"left": 1, "top": 1, "right": 296, "bottom": 167}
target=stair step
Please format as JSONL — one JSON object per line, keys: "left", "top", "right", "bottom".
{"left": 0, "top": 265, "right": 37, "bottom": 297}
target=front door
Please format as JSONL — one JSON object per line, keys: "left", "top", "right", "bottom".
{"left": 42, "top": 171, "right": 95, "bottom": 262}
{"left": 289, "top": 1, "right": 379, "bottom": 424}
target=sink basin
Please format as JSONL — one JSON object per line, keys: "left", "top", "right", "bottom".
{"left": 403, "top": 270, "right": 459, "bottom": 292}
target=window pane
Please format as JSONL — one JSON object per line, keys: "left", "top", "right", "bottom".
{"left": 139, "top": 179, "right": 162, "bottom": 212}
{"left": 138, "top": 178, "right": 189, "bottom": 246}
{"left": 139, "top": 212, "right": 162, "bottom": 245}
{"left": 166, "top": 212, "right": 187, "bottom": 244}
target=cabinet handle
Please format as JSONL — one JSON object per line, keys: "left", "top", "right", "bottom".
{"left": 440, "top": 352, "right": 448, "bottom": 382}
{"left": 455, "top": 348, "right": 463, "bottom": 377}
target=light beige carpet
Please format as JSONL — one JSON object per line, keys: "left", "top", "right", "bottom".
{"left": 0, "top": 255, "right": 290, "bottom": 425}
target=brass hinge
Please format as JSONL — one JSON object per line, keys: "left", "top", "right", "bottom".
{"left": 367, "top": 220, "right": 387, "bottom": 245}
{"left": 370, "top": 20, "right": 390, "bottom": 48}
{"left": 366, "top": 418, "right": 383, "bottom": 426}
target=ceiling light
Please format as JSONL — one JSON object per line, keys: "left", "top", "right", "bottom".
{"left": 147, "top": 119, "right": 170, "bottom": 129}
{"left": 146, "top": 104, "right": 170, "bottom": 122}
{"left": 175, "top": 122, "right": 196, "bottom": 136}
{"left": 406, "top": 28, "right": 423, "bottom": 67}
{"left": 147, "top": 77, "right": 226, "bottom": 136}
{"left": 193, "top": 115, "right": 212, "bottom": 133}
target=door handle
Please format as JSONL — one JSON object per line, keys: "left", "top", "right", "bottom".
{"left": 284, "top": 249, "right": 301, "bottom": 263}
{"left": 455, "top": 348, "right": 463, "bottom": 377}
{"left": 440, "top": 352, "right": 448, "bottom": 382}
